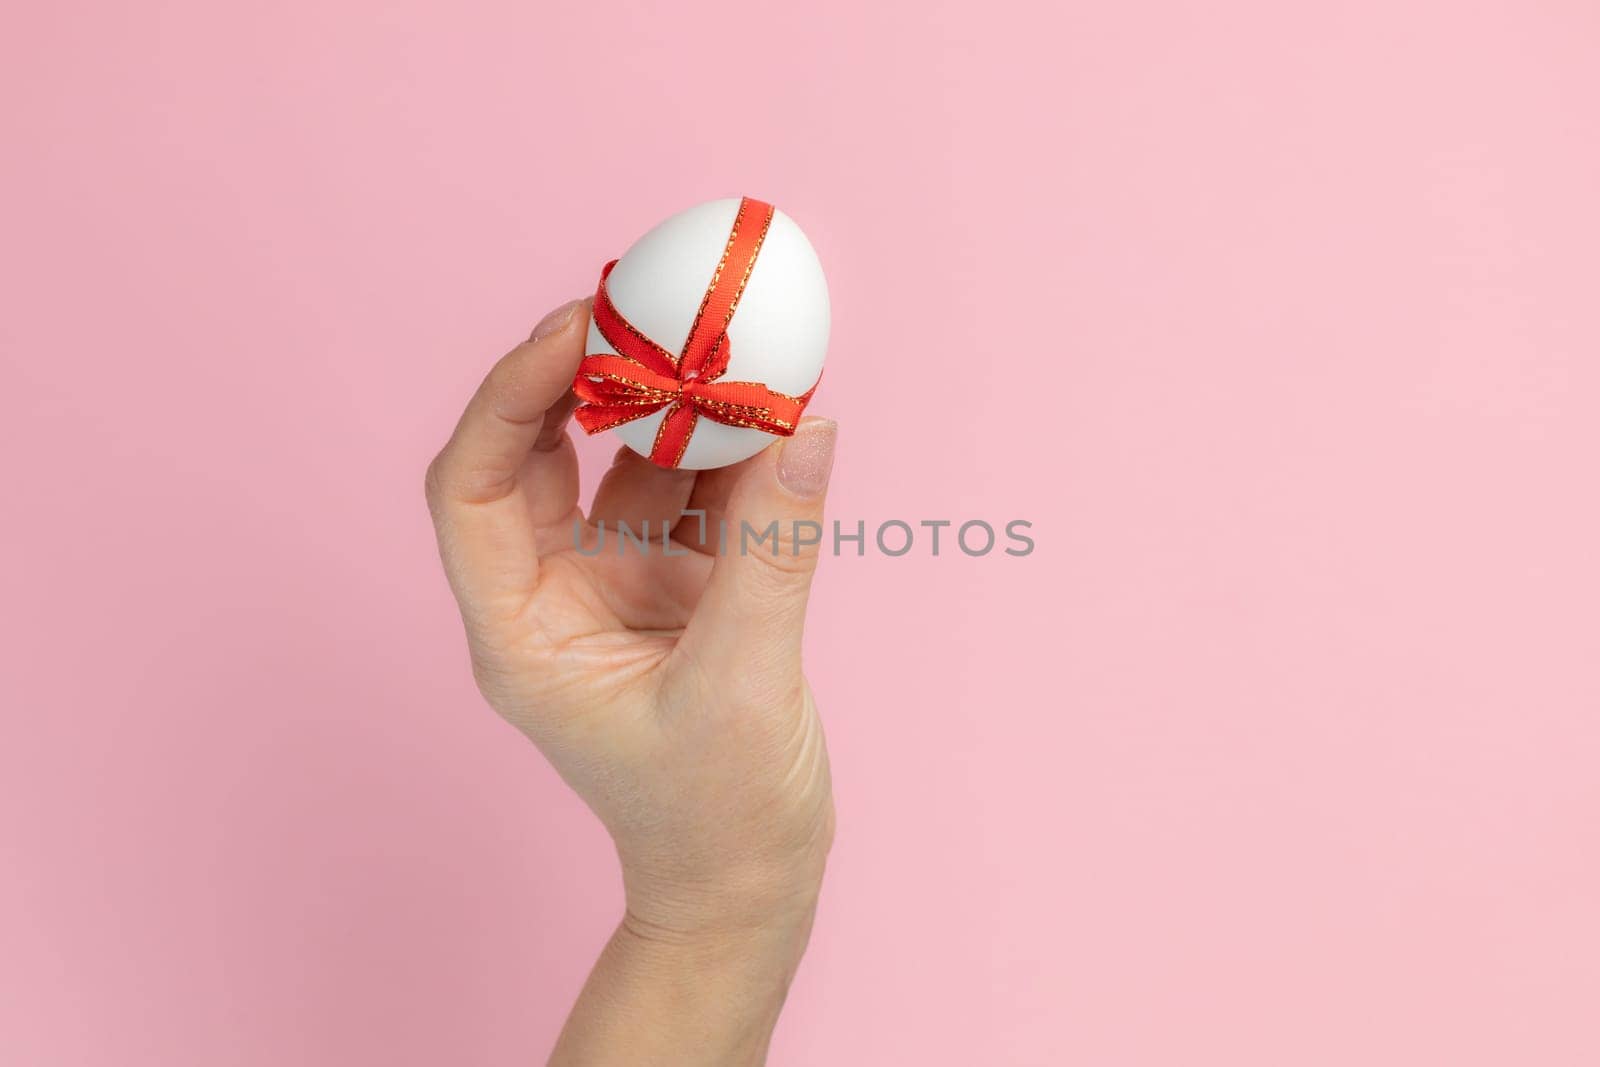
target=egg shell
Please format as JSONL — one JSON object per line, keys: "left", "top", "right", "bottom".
{"left": 584, "top": 197, "right": 830, "bottom": 470}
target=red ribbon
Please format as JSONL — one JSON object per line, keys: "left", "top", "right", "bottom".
{"left": 571, "top": 197, "right": 818, "bottom": 469}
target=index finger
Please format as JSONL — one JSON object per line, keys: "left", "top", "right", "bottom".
{"left": 425, "top": 299, "right": 589, "bottom": 612}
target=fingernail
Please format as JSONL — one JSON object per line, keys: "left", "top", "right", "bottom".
{"left": 777, "top": 418, "right": 837, "bottom": 498}
{"left": 530, "top": 299, "right": 582, "bottom": 343}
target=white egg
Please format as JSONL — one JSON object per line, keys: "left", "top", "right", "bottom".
{"left": 581, "top": 197, "right": 830, "bottom": 470}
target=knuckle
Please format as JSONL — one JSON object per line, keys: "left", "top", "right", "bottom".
{"left": 734, "top": 521, "right": 823, "bottom": 576}
{"left": 423, "top": 454, "right": 445, "bottom": 503}
{"left": 425, "top": 446, "right": 519, "bottom": 508}
{"left": 742, "top": 543, "right": 819, "bottom": 590}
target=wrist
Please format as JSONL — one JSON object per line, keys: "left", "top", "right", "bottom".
{"left": 617, "top": 902, "right": 818, "bottom": 976}
{"left": 618, "top": 849, "right": 828, "bottom": 950}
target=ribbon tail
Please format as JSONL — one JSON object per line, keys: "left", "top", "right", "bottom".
{"left": 649, "top": 403, "right": 700, "bottom": 468}
{"left": 684, "top": 376, "right": 819, "bottom": 436}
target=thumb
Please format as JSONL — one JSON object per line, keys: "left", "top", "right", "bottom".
{"left": 682, "top": 417, "right": 838, "bottom": 679}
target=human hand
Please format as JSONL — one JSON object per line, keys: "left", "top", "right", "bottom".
{"left": 425, "top": 299, "right": 837, "bottom": 1064}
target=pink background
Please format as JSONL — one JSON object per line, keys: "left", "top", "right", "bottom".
{"left": 4, "top": 1, "right": 1599, "bottom": 1063}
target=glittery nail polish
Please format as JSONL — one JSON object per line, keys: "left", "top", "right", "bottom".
{"left": 777, "top": 418, "right": 837, "bottom": 497}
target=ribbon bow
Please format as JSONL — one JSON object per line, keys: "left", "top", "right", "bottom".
{"left": 571, "top": 197, "right": 818, "bottom": 469}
